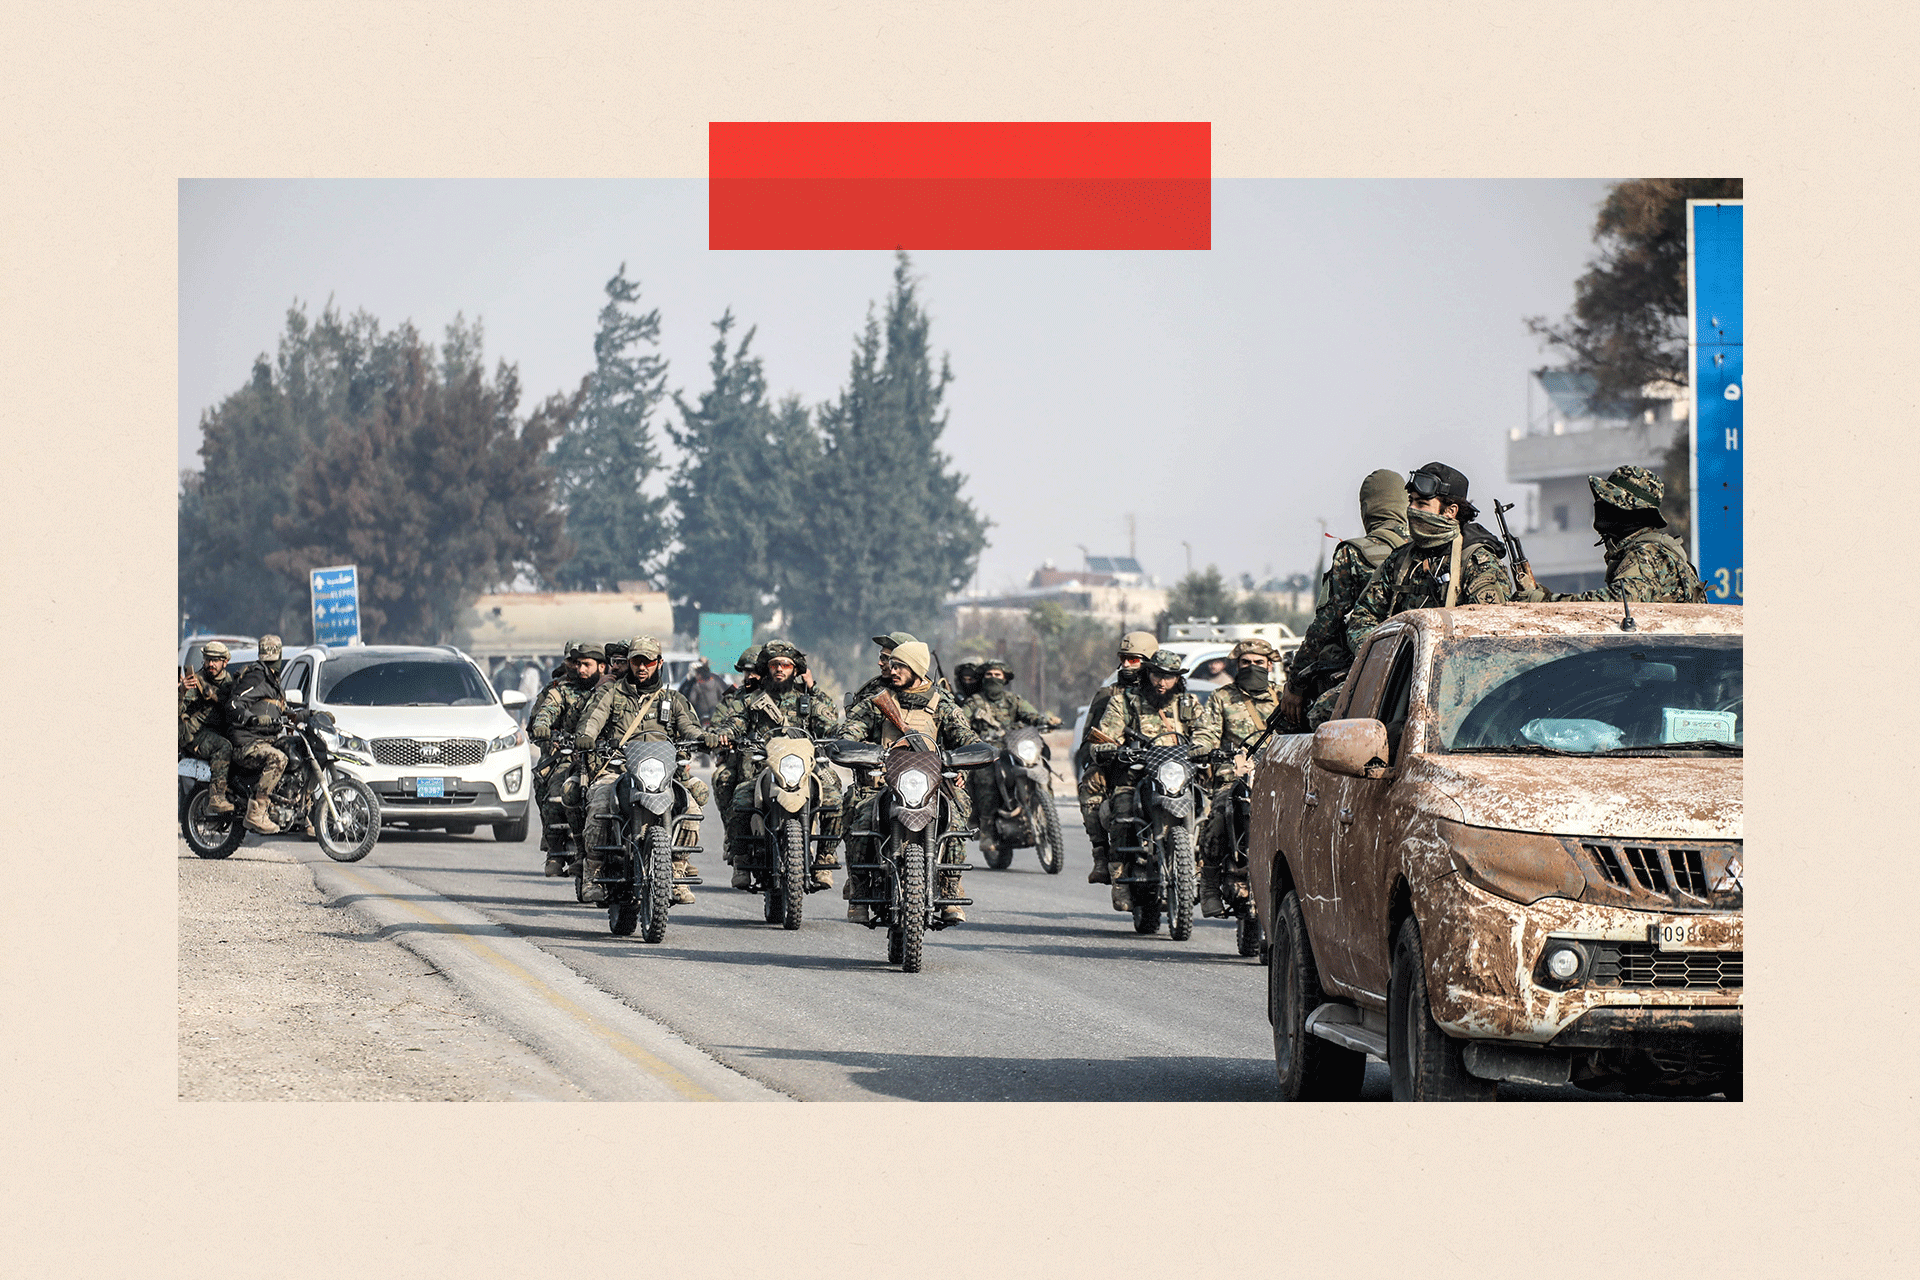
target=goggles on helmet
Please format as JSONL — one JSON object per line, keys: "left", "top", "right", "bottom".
{"left": 1407, "top": 470, "right": 1444, "bottom": 498}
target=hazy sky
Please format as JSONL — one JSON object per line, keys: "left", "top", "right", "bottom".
{"left": 179, "top": 179, "right": 1614, "bottom": 593}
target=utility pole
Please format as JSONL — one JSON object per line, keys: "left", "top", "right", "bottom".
{"left": 1181, "top": 540, "right": 1192, "bottom": 575}
{"left": 1125, "top": 513, "right": 1136, "bottom": 560}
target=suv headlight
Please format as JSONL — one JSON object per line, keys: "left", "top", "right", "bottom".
{"left": 895, "top": 769, "right": 933, "bottom": 807}
{"left": 634, "top": 757, "right": 669, "bottom": 792}
{"left": 1155, "top": 760, "right": 1189, "bottom": 793}
{"left": 777, "top": 754, "right": 806, "bottom": 788}
{"left": 321, "top": 727, "right": 372, "bottom": 754}
{"left": 489, "top": 727, "right": 527, "bottom": 753}
{"left": 1013, "top": 738, "right": 1041, "bottom": 765}
{"left": 1440, "top": 818, "right": 1585, "bottom": 905}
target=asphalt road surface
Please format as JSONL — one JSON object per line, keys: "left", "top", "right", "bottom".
{"left": 322, "top": 787, "right": 1720, "bottom": 1102}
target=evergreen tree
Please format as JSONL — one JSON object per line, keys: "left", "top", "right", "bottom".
{"left": 665, "top": 312, "right": 819, "bottom": 632}
{"left": 1156, "top": 565, "right": 1242, "bottom": 634}
{"left": 783, "top": 252, "right": 988, "bottom": 671}
{"left": 547, "top": 265, "right": 671, "bottom": 590}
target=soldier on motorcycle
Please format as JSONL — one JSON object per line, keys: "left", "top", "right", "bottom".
{"left": 712, "top": 643, "right": 764, "bottom": 889}
{"left": 225, "top": 634, "right": 291, "bottom": 834}
{"left": 960, "top": 658, "right": 1059, "bottom": 860}
{"left": 839, "top": 641, "right": 983, "bottom": 925}
{"left": 1192, "top": 637, "right": 1282, "bottom": 918}
{"left": 573, "top": 637, "right": 710, "bottom": 905}
{"left": 1086, "top": 649, "right": 1208, "bottom": 912}
{"left": 530, "top": 643, "right": 603, "bottom": 876}
{"left": 1076, "top": 630, "right": 1159, "bottom": 884}
{"left": 179, "top": 639, "right": 237, "bottom": 814}
{"left": 708, "top": 641, "right": 843, "bottom": 892}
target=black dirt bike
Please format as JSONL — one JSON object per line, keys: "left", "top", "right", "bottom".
{"left": 825, "top": 737, "right": 996, "bottom": 973}
{"left": 591, "top": 738, "right": 705, "bottom": 941}
{"left": 1202, "top": 747, "right": 1265, "bottom": 958}
{"left": 1108, "top": 737, "right": 1204, "bottom": 941}
{"left": 977, "top": 725, "right": 1065, "bottom": 875}
{"left": 179, "top": 694, "right": 380, "bottom": 863}
{"left": 734, "top": 729, "right": 840, "bottom": 930}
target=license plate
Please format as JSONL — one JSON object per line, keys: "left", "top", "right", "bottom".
{"left": 415, "top": 777, "right": 446, "bottom": 798}
{"left": 1648, "top": 921, "right": 1718, "bottom": 951}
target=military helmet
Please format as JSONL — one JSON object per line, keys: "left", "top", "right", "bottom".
{"left": 1230, "top": 637, "right": 1278, "bottom": 660}
{"left": 201, "top": 640, "right": 230, "bottom": 660}
{"left": 734, "top": 644, "right": 763, "bottom": 673}
{"left": 625, "top": 635, "right": 663, "bottom": 662}
{"left": 1589, "top": 464, "right": 1665, "bottom": 513}
{"left": 981, "top": 657, "right": 1014, "bottom": 681}
{"left": 573, "top": 643, "right": 607, "bottom": 663}
{"left": 891, "top": 641, "right": 932, "bottom": 679}
{"left": 1117, "top": 631, "right": 1159, "bottom": 660}
{"left": 1142, "top": 650, "right": 1188, "bottom": 678}
{"left": 759, "top": 640, "right": 805, "bottom": 667}
{"left": 257, "top": 634, "right": 283, "bottom": 660}
{"left": 871, "top": 631, "right": 918, "bottom": 651}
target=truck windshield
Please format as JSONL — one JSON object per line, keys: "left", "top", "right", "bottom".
{"left": 318, "top": 654, "right": 495, "bottom": 707}
{"left": 1432, "top": 635, "right": 1741, "bottom": 755}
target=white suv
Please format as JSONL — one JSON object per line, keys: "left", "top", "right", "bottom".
{"left": 281, "top": 644, "right": 534, "bottom": 840}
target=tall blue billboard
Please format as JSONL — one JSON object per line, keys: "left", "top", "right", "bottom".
{"left": 310, "top": 564, "right": 362, "bottom": 646}
{"left": 1689, "top": 201, "right": 1742, "bottom": 604}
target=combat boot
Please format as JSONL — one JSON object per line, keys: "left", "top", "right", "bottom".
{"left": 207, "top": 779, "right": 235, "bottom": 814}
{"left": 543, "top": 855, "right": 570, "bottom": 878}
{"left": 1198, "top": 865, "right": 1227, "bottom": 919}
{"left": 1108, "top": 862, "right": 1131, "bottom": 911}
{"left": 1087, "top": 846, "right": 1111, "bottom": 884}
{"left": 671, "top": 856, "right": 696, "bottom": 906}
{"left": 243, "top": 797, "right": 280, "bottom": 835}
{"left": 938, "top": 872, "right": 966, "bottom": 925}
{"left": 580, "top": 856, "right": 607, "bottom": 904}
{"left": 810, "top": 852, "right": 836, "bottom": 891}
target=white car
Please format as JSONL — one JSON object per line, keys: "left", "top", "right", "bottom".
{"left": 280, "top": 644, "right": 534, "bottom": 840}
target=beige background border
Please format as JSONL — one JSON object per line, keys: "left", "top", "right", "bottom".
{"left": 3, "top": 1, "right": 1910, "bottom": 1274}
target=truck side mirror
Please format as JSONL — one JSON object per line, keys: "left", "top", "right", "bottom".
{"left": 1312, "top": 719, "right": 1389, "bottom": 778}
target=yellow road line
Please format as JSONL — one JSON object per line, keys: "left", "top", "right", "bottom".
{"left": 330, "top": 866, "right": 719, "bottom": 1101}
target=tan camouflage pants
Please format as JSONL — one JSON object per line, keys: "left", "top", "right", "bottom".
{"left": 185, "top": 729, "right": 233, "bottom": 785}
{"left": 233, "top": 741, "right": 286, "bottom": 798}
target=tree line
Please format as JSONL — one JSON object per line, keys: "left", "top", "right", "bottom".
{"left": 179, "top": 251, "right": 987, "bottom": 678}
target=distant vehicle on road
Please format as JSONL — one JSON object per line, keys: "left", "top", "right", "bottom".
{"left": 1248, "top": 603, "right": 1742, "bottom": 1102}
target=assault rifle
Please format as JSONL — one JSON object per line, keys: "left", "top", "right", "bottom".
{"left": 1491, "top": 500, "right": 1533, "bottom": 594}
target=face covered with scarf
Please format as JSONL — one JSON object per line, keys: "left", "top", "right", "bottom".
{"left": 1408, "top": 504, "right": 1462, "bottom": 549}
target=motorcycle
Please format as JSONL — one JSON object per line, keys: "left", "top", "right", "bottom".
{"left": 825, "top": 737, "right": 996, "bottom": 973}
{"left": 1108, "top": 736, "right": 1204, "bottom": 941}
{"left": 591, "top": 737, "right": 705, "bottom": 941}
{"left": 178, "top": 693, "right": 381, "bottom": 862}
{"left": 1203, "top": 747, "right": 1265, "bottom": 958}
{"left": 978, "top": 725, "right": 1065, "bottom": 874}
{"left": 533, "top": 744, "right": 595, "bottom": 904}
{"left": 734, "top": 729, "right": 839, "bottom": 930}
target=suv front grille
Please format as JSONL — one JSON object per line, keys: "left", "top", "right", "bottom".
{"left": 371, "top": 737, "right": 487, "bottom": 768}
{"left": 1572, "top": 839, "right": 1740, "bottom": 912}
{"left": 1588, "top": 942, "right": 1742, "bottom": 990}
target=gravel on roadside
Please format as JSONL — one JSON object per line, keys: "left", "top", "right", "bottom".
{"left": 178, "top": 841, "right": 588, "bottom": 1101}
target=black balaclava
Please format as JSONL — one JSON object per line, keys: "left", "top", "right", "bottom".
{"left": 1235, "top": 664, "right": 1271, "bottom": 694}
{"left": 1593, "top": 501, "right": 1664, "bottom": 547}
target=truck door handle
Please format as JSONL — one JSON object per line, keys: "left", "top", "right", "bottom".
{"left": 1304, "top": 791, "right": 1319, "bottom": 807}
{"left": 1337, "top": 807, "right": 1355, "bottom": 824}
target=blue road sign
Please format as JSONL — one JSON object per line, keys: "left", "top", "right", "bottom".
{"left": 310, "top": 565, "right": 361, "bottom": 647}
{"left": 1689, "top": 201, "right": 1742, "bottom": 604}
{"left": 697, "top": 612, "right": 754, "bottom": 672}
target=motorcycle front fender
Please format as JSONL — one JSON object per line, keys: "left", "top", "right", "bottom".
{"left": 636, "top": 784, "right": 673, "bottom": 815}
{"left": 773, "top": 782, "right": 809, "bottom": 814}
{"left": 893, "top": 801, "right": 936, "bottom": 832}
{"left": 1151, "top": 787, "right": 1193, "bottom": 820}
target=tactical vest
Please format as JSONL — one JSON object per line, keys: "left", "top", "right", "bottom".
{"left": 1339, "top": 525, "right": 1405, "bottom": 572}
{"left": 1126, "top": 691, "right": 1200, "bottom": 746}
{"left": 879, "top": 690, "right": 943, "bottom": 749}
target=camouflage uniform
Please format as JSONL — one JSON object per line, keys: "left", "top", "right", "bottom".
{"left": 708, "top": 652, "right": 843, "bottom": 890}
{"left": 1076, "top": 632, "right": 1159, "bottom": 882}
{"left": 1193, "top": 641, "right": 1282, "bottom": 915}
{"left": 1285, "top": 469, "right": 1409, "bottom": 724}
{"left": 1087, "top": 652, "right": 1208, "bottom": 910}
{"left": 959, "top": 667, "right": 1055, "bottom": 850}
{"left": 529, "top": 655, "right": 602, "bottom": 858}
{"left": 1519, "top": 467, "right": 1709, "bottom": 605}
{"left": 226, "top": 636, "right": 291, "bottom": 834}
{"left": 573, "top": 647, "right": 708, "bottom": 905}
{"left": 179, "top": 660, "right": 236, "bottom": 796}
{"left": 710, "top": 645, "right": 762, "bottom": 885}
{"left": 839, "top": 646, "right": 982, "bottom": 923}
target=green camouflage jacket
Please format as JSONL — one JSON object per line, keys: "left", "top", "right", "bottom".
{"left": 1291, "top": 529, "right": 1405, "bottom": 688}
{"left": 529, "top": 675, "right": 596, "bottom": 749}
{"left": 1532, "top": 528, "right": 1709, "bottom": 604}
{"left": 709, "top": 681, "right": 840, "bottom": 744}
{"left": 1347, "top": 528, "right": 1511, "bottom": 653}
{"left": 960, "top": 689, "right": 1051, "bottom": 741}
{"left": 572, "top": 675, "right": 703, "bottom": 779}
{"left": 1087, "top": 685, "right": 1206, "bottom": 760}
{"left": 179, "top": 665, "right": 234, "bottom": 740}
{"left": 1193, "top": 683, "right": 1281, "bottom": 756}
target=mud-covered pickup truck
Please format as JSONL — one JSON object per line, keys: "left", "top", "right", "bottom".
{"left": 1248, "top": 603, "right": 1741, "bottom": 1101}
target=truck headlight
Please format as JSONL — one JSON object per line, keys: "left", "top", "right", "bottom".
{"left": 1155, "top": 760, "right": 1189, "bottom": 793}
{"left": 489, "top": 727, "right": 527, "bottom": 752}
{"left": 777, "top": 754, "right": 806, "bottom": 788}
{"left": 635, "top": 757, "right": 669, "bottom": 792}
{"left": 895, "top": 769, "right": 933, "bottom": 807}
{"left": 1441, "top": 819, "right": 1585, "bottom": 905}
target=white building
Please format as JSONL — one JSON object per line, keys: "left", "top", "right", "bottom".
{"left": 1507, "top": 371, "right": 1687, "bottom": 594}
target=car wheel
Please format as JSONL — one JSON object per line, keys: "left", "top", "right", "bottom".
{"left": 1387, "top": 915, "right": 1496, "bottom": 1102}
{"left": 1269, "top": 891, "right": 1365, "bottom": 1101}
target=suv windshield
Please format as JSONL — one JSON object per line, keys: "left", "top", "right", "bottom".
{"left": 317, "top": 653, "right": 495, "bottom": 707}
{"left": 1432, "top": 635, "right": 1741, "bottom": 755}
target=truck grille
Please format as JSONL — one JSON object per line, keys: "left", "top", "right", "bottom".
{"left": 1572, "top": 839, "right": 1741, "bottom": 912}
{"left": 371, "top": 737, "right": 487, "bottom": 767}
{"left": 1588, "top": 942, "right": 1742, "bottom": 990}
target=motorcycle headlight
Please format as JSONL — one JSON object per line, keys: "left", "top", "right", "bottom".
{"left": 1013, "top": 739, "right": 1041, "bottom": 765}
{"left": 895, "top": 769, "right": 933, "bottom": 807}
{"left": 777, "top": 754, "right": 806, "bottom": 788}
{"left": 1155, "top": 760, "right": 1190, "bottom": 793}
{"left": 635, "top": 757, "right": 669, "bottom": 791}
{"left": 489, "top": 727, "right": 527, "bottom": 753}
